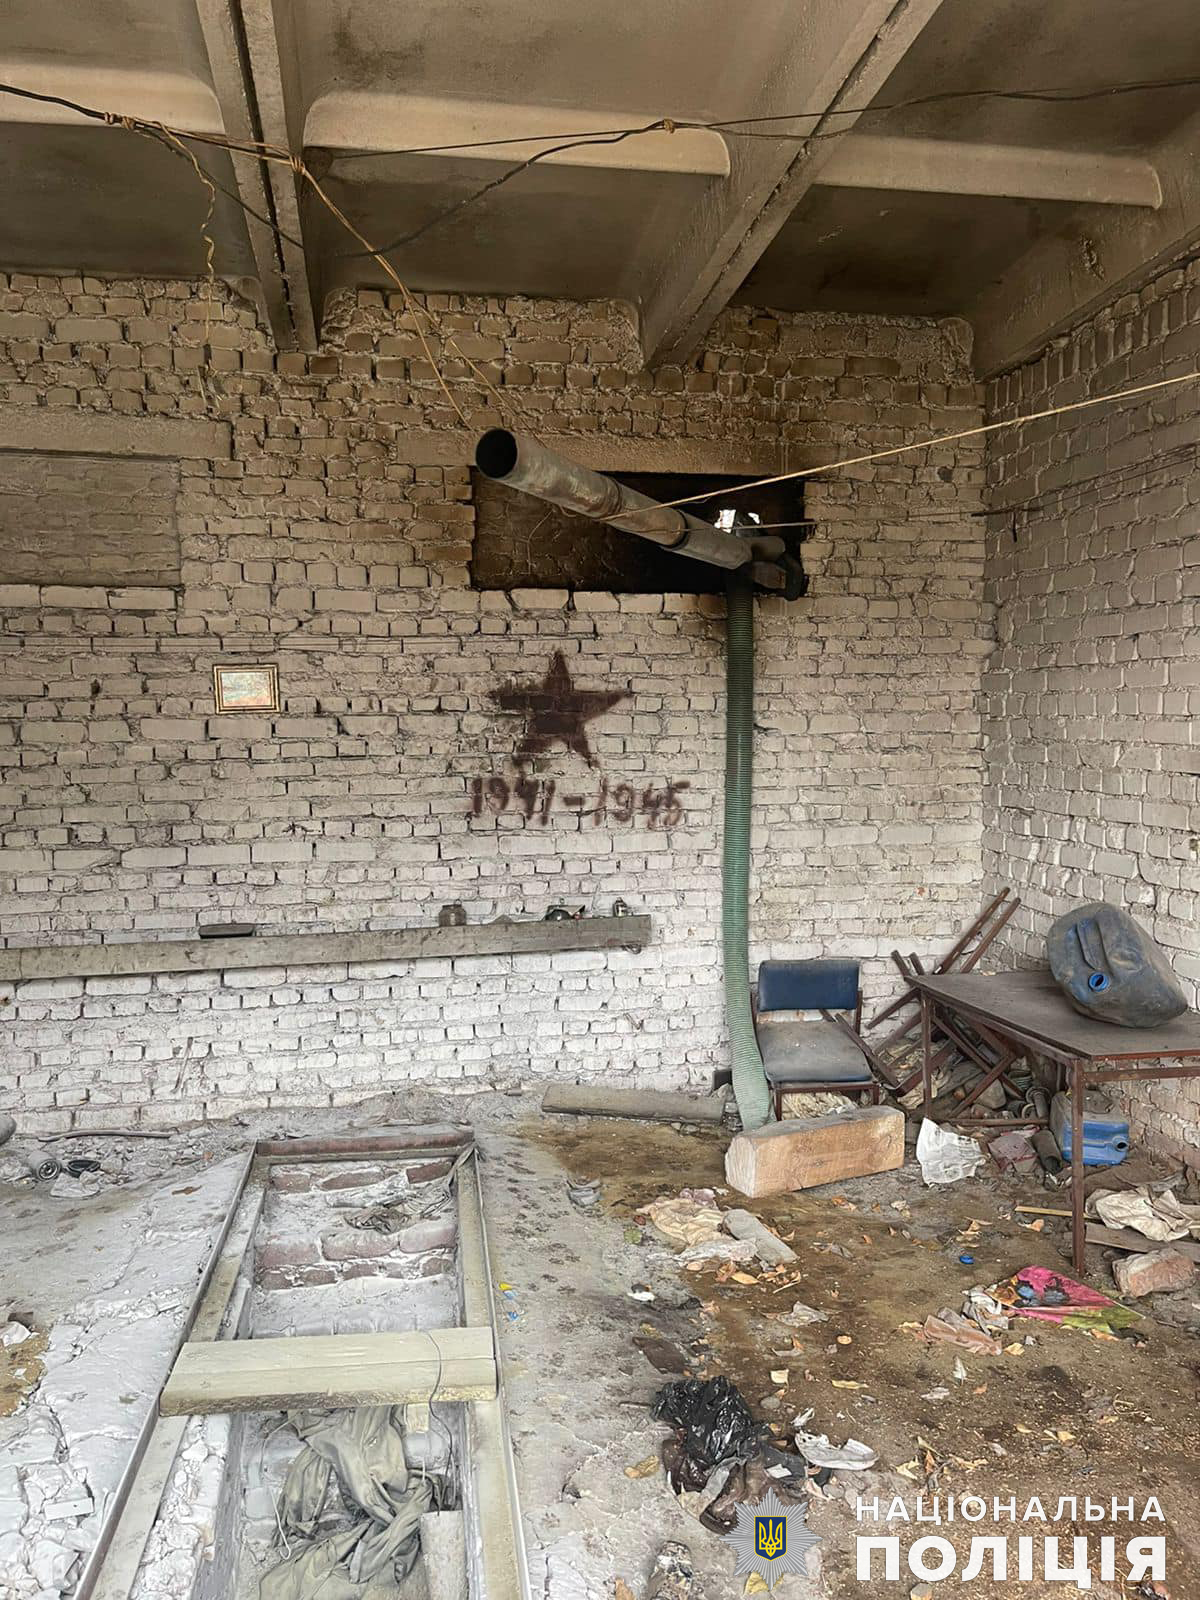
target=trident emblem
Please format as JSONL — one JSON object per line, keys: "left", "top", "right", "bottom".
{"left": 755, "top": 1517, "right": 786, "bottom": 1559}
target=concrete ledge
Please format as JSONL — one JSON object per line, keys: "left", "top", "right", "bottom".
{"left": 0, "top": 915, "right": 652, "bottom": 982}
{"left": 0, "top": 410, "right": 232, "bottom": 461}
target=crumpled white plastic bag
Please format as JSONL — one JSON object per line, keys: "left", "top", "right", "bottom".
{"left": 916, "top": 1118, "right": 985, "bottom": 1184}
{"left": 793, "top": 1410, "right": 877, "bottom": 1471}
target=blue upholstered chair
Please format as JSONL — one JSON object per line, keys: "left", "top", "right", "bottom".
{"left": 753, "top": 959, "right": 880, "bottom": 1121}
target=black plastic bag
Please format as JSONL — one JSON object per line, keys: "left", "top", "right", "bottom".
{"left": 652, "top": 1376, "right": 765, "bottom": 1472}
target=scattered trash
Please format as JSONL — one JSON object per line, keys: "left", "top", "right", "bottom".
{"left": 915, "top": 1120, "right": 985, "bottom": 1185}
{"left": 259, "top": 1407, "right": 443, "bottom": 1600}
{"left": 962, "top": 1288, "right": 1010, "bottom": 1339}
{"left": 988, "top": 1129, "right": 1039, "bottom": 1176}
{"left": 958, "top": 1253, "right": 975, "bottom": 1265}
{"left": 993, "top": 1267, "right": 1141, "bottom": 1332}
{"left": 1112, "top": 1246, "right": 1196, "bottom": 1299}
{"left": 678, "top": 1238, "right": 757, "bottom": 1268}
{"left": 497, "top": 1282, "right": 520, "bottom": 1322}
{"left": 652, "top": 1377, "right": 766, "bottom": 1489}
{"left": 624, "top": 1456, "right": 661, "bottom": 1479}
{"left": 647, "top": 1541, "right": 696, "bottom": 1600}
{"left": 1031, "top": 1128, "right": 1066, "bottom": 1183}
{"left": 645, "top": 1195, "right": 725, "bottom": 1249}
{"left": 778, "top": 1090, "right": 854, "bottom": 1119}
{"left": 28, "top": 1157, "right": 63, "bottom": 1182}
{"left": 775, "top": 1301, "right": 827, "bottom": 1329}
{"left": 723, "top": 1208, "right": 797, "bottom": 1266}
{"left": 793, "top": 1410, "right": 877, "bottom": 1471}
{"left": 634, "top": 1337, "right": 690, "bottom": 1374}
{"left": 922, "top": 1312, "right": 1002, "bottom": 1356}
{"left": 629, "top": 1283, "right": 657, "bottom": 1303}
{"left": 567, "top": 1175, "right": 600, "bottom": 1210}
{"left": 1089, "top": 1186, "right": 1200, "bottom": 1242}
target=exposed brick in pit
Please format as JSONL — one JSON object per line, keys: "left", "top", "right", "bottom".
{"left": 0, "top": 273, "right": 989, "bottom": 1129}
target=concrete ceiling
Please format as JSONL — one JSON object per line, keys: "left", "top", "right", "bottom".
{"left": 1, "top": 0, "right": 1199, "bottom": 373}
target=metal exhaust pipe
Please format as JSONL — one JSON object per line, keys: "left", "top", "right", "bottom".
{"left": 474, "top": 428, "right": 782, "bottom": 575}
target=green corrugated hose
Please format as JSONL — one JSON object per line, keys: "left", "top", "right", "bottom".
{"left": 723, "top": 569, "right": 770, "bottom": 1129}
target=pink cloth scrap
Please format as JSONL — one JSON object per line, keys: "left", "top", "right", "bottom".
{"left": 1011, "top": 1266, "right": 1120, "bottom": 1323}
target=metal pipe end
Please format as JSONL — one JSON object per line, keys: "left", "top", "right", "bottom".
{"left": 475, "top": 428, "right": 519, "bottom": 480}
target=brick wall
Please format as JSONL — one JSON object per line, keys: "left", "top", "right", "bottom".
{"left": 0, "top": 450, "right": 180, "bottom": 585}
{"left": 0, "top": 273, "right": 988, "bottom": 1128}
{"left": 983, "top": 256, "right": 1200, "bottom": 1168}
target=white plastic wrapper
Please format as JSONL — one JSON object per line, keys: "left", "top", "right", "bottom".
{"left": 916, "top": 1118, "right": 985, "bottom": 1184}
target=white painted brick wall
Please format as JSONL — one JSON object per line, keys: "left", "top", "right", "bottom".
{"left": 983, "top": 256, "right": 1200, "bottom": 1169}
{"left": 0, "top": 273, "right": 988, "bottom": 1128}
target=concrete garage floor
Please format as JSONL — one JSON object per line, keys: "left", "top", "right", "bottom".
{"left": 2, "top": 1090, "right": 1198, "bottom": 1600}
{"left": 495, "top": 1112, "right": 1200, "bottom": 1599}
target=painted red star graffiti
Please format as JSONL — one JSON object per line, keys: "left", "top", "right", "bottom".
{"left": 489, "top": 650, "right": 629, "bottom": 770}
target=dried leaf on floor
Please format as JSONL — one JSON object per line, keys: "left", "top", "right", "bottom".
{"left": 624, "top": 1456, "right": 660, "bottom": 1479}
{"left": 744, "top": 1575, "right": 769, "bottom": 1594}
{"left": 615, "top": 1581, "right": 636, "bottom": 1600}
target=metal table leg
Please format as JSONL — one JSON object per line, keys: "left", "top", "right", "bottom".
{"left": 921, "top": 993, "right": 933, "bottom": 1120}
{"left": 1070, "top": 1060, "right": 1085, "bottom": 1273}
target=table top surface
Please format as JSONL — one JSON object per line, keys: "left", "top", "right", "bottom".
{"left": 911, "top": 968, "right": 1200, "bottom": 1062}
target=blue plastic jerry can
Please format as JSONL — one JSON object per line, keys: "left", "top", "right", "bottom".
{"left": 1050, "top": 1091, "right": 1130, "bottom": 1167}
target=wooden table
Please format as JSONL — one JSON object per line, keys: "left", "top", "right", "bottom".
{"left": 909, "top": 969, "right": 1200, "bottom": 1271}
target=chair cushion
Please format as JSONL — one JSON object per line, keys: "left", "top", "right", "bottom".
{"left": 757, "top": 959, "right": 859, "bottom": 1014}
{"left": 758, "top": 1016, "right": 871, "bottom": 1085}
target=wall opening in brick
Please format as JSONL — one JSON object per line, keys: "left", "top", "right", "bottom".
{"left": 469, "top": 470, "right": 805, "bottom": 592}
{"left": 0, "top": 449, "right": 181, "bottom": 586}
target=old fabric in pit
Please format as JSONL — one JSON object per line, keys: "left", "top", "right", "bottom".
{"left": 260, "top": 1406, "right": 438, "bottom": 1600}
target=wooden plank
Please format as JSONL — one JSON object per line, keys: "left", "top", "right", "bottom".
{"left": 1085, "top": 1223, "right": 1200, "bottom": 1262}
{"left": 80, "top": 1164, "right": 264, "bottom": 1600}
{"left": 0, "top": 915, "right": 652, "bottom": 983}
{"left": 160, "top": 1327, "right": 497, "bottom": 1415}
{"left": 725, "top": 1106, "right": 905, "bottom": 1197}
{"left": 541, "top": 1083, "right": 726, "bottom": 1125}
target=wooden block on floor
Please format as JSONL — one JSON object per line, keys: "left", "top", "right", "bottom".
{"left": 725, "top": 1106, "right": 905, "bottom": 1197}
{"left": 159, "top": 1326, "right": 495, "bottom": 1416}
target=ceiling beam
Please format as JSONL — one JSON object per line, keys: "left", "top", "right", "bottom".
{"left": 236, "top": 0, "right": 318, "bottom": 349}
{"left": 970, "top": 108, "right": 1200, "bottom": 376}
{"left": 193, "top": 0, "right": 301, "bottom": 349}
{"left": 818, "top": 135, "right": 1163, "bottom": 209}
{"left": 0, "top": 62, "right": 222, "bottom": 130}
{"left": 305, "top": 94, "right": 730, "bottom": 178}
{"left": 636, "top": 0, "right": 949, "bottom": 371}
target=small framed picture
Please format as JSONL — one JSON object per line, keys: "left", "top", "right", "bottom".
{"left": 212, "top": 664, "right": 279, "bottom": 714}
